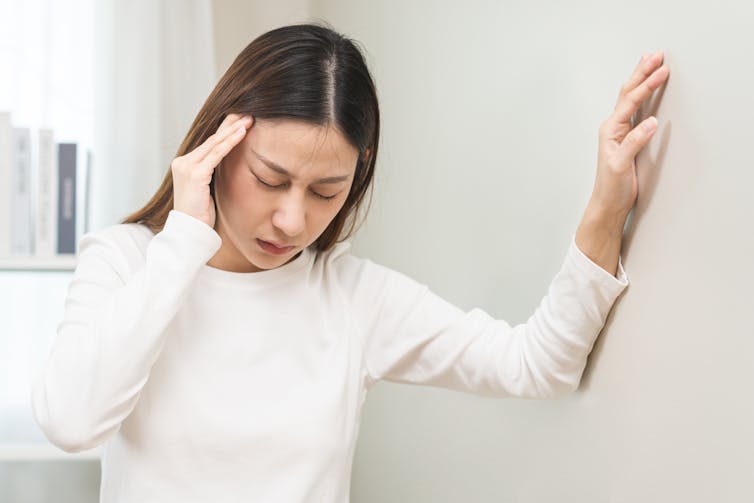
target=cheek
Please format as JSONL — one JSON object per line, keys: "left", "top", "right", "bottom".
{"left": 241, "top": 186, "right": 273, "bottom": 221}
{"left": 312, "top": 205, "right": 340, "bottom": 227}
{"left": 222, "top": 172, "right": 265, "bottom": 218}
{"left": 315, "top": 195, "right": 349, "bottom": 229}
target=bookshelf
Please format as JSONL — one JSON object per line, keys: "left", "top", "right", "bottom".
{"left": 0, "top": 255, "right": 77, "bottom": 271}
{"left": 0, "top": 444, "right": 100, "bottom": 461}
{"left": 1, "top": 265, "right": 82, "bottom": 468}
{"left": 1, "top": 113, "right": 90, "bottom": 275}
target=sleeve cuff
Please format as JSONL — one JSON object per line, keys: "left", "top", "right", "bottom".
{"left": 160, "top": 210, "right": 223, "bottom": 260}
{"left": 567, "top": 233, "right": 629, "bottom": 293}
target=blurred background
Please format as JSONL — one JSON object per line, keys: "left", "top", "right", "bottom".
{"left": 2, "top": 0, "right": 753, "bottom": 501}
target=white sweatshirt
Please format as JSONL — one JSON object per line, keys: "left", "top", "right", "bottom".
{"left": 32, "top": 209, "right": 628, "bottom": 502}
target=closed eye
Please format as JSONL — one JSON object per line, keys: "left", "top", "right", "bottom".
{"left": 252, "top": 171, "right": 338, "bottom": 201}
{"left": 254, "top": 175, "right": 282, "bottom": 189}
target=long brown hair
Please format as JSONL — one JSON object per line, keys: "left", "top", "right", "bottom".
{"left": 121, "top": 23, "right": 380, "bottom": 252}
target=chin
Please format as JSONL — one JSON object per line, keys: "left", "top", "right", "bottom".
{"left": 248, "top": 246, "right": 295, "bottom": 269}
{"left": 243, "top": 251, "right": 276, "bottom": 270}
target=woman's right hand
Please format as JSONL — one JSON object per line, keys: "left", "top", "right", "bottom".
{"left": 171, "top": 113, "right": 254, "bottom": 228}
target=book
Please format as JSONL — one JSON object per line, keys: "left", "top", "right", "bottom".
{"left": 56, "top": 143, "right": 77, "bottom": 255}
{"left": 11, "top": 127, "right": 33, "bottom": 255}
{"left": 80, "top": 147, "right": 91, "bottom": 246}
{"left": 35, "top": 128, "right": 58, "bottom": 257}
{"left": 0, "top": 112, "right": 12, "bottom": 257}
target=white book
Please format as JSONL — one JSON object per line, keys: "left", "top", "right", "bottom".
{"left": 11, "top": 127, "right": 33, "bottom": 255}
{"left": 82, "top": 148, "right": 91, "bottom": 239}
{"left": 0, "top": 112, "right": 12, "bottom": 257}
{"left": 74, "top": 146, "right": 91, "bottom": 252}
{"left": 35, "top": 128, "right": 58, "bottom": 257}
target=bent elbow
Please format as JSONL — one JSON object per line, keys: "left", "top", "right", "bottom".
{"left": 40, "top": 424, "right": 103, "bottom": 454}
{"left": 31, "top": 383, "right": 108, "bottom": 453}
{"left": 511, "top": 365, "right": 581, "bottom": 399}
{"left": 536, "top": 371, "right": 581, "bottom": 399}
{"left": 33, "top": 412, "right": 107, "bottom": 454}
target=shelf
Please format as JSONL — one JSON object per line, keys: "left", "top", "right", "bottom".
{"left": 0, "top": 443, "right": 100, "bottom": 461}
{"left": 0, "top": 255, "right": 77, "bottom": 271}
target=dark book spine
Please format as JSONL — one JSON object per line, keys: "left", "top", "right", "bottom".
{"left": 56, "top": 143, "right": 77, "bottom": 254}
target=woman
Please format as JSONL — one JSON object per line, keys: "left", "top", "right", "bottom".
{"left": 32, "top": 23, "right": 669, "bottom": 502}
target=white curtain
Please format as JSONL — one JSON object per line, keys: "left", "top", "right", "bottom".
{"left": 1, "top": 0, "right": 217, "bottom": 234}
{"left": 0, "top": 0, "right": 94, "bottom": 146}
{"left": 0, "top": 0, "right": 216, "bottom": 473}
{"left": 92, "top": 0, "right": 216, "bottom": 231}
{"left": 0, "top": 0, "right": 95, "bottom": 449}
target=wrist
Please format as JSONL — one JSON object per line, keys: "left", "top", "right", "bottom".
{"left": 575, "top": 201, "right": 627, "bottom": 277}
{"left": 584, "top": 197, "right": 630, "bottom": 231}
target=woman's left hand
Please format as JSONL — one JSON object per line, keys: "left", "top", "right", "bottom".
{"left": 591, "top": 51, "right": 670, "bottom": 218}
{"left": 574, "top": 52, "right": 670, "bottom": 277}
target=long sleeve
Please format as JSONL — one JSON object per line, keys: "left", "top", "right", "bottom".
{"left": 342, "top": 234, "right": 629, "bottom": 398}
{"left": 31, "top": 210, "right": 221, "bottom": 452}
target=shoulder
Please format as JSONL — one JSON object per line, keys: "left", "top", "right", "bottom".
{"left": 314, "top": 240, "right": 376, "bottom": 279}
{"left": 313, "top": 240, "right": 421, "bottom": 295}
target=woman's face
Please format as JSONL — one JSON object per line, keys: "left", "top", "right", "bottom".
{"left": 209, "top": 118, "right": 359, "bottom": 272}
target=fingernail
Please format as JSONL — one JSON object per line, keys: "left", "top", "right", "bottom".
{"left": 642, "top": 116, "right": 657, "bottom": 132}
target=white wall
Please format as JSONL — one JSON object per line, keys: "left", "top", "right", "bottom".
{"left": 91, "top": 0, "right": 216, "bottom": 232}
{"left": 212, "top": 0, "right": 309, "bottom": 79}
{"left": 217, "top": 1, "right": 754, "bottom": 501}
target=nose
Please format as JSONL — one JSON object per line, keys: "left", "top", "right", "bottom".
{"left": 271, "top": 189, "right": 306, "bottom": 238}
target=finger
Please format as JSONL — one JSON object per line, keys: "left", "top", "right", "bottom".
{"left": 185, "top": 114, "right": 243, "bottom": 162}
{"left": 611, "top": 64, "right": 669, "bottom": 128}
{"left": 197, "top": 120, "right": 251, "bottom": 173}
{"left": 614, "top": 116, "right": 658, "bottom": 168}
{"left": 185, "top": 114, "right": 251, "bottom": 163}
{"left": 615, "top": 51, "right": 665, "bottom": 109}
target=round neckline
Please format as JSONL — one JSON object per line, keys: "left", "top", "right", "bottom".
{"left": 198, "top": 245, "right": 315, "bottom": 288}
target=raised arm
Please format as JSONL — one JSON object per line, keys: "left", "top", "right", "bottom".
{"left": 340, "top": 236, "right": 628, "bottom": 398}
{"left": 32, "top": 113, "right": 254, "bottom": 452}
{"left": 31, "top": 211, "right": 221, "bottom": 453}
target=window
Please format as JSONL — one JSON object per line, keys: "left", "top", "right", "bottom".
{"left": 0, "top": 1, "right": 98, "bottom": 501}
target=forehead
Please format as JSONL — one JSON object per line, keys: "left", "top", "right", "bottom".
{"left": 242, "top": 119, "right": 358, "bottom": 177}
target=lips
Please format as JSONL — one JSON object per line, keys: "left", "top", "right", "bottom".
{"left": 261, "top": 239, "right": 294, "bottom": 249}
{"left": 257, "top": 239, "right": 296, "bottom": 255}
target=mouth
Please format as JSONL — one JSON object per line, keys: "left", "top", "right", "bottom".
{"left": 257, "top": 239, "right": 295, "bottom": 255}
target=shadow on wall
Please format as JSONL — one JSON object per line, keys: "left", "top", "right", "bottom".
{"left": 623, "top": 80, "right": 672, "bottom": 260}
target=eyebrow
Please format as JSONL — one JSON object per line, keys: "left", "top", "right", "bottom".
{"left": 249, "top": 147, "right": 351, "bottom": 184}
